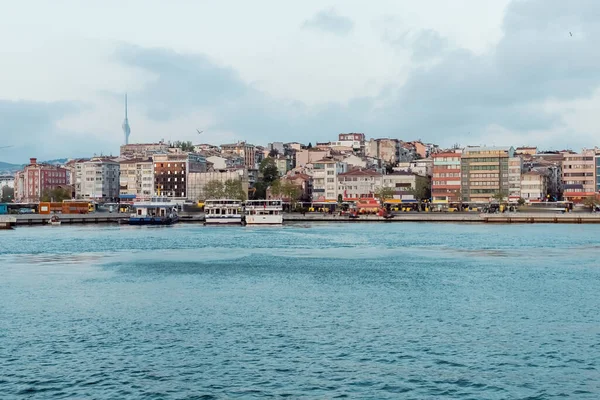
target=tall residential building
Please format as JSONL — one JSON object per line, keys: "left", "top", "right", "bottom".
{"left": 122, "top": 94, "right": 131, "bottom": 145}
{"left": 562, "top": 149, "right": 595, "bottom": 202}
{"left": 14, "top": 158, "right": 69, "bottom": 202}
{"left": 119, "top": 158, "right": 154, "bottom": 199}
{"left": 382, "top": 171, "right": 431, "bottom": 202}
{"left": 508, "top": 157, "right": 523, "bottom": 201}
{"left": 595, "top": 149, "right": 600, "bottom": 193}
{"left": 333, "top": 133, "right": 365, "bottom": 155}
{"left": 221, "top": 142, "right": 256, "bottom": 168}
{"left": 80, "top": 158, "right": 120, "bottom": 200}
{"left": 153, "top": 153, "right": 207, "bottom": 199}
{"left": 460, "top": 146, "right": 514, "bottom": 202}
{"left": 312, "top": 158, "right": 347, "bottom": 201}
{"left": 365, "top": 138, "right": 400, "bottom": 165}
{"left": 431, "top": 152, "right": 462, "bottom": 205}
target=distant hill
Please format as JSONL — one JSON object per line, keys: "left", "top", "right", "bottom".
{"left": 0, "top": 158, "right": 70, "bottom": 174}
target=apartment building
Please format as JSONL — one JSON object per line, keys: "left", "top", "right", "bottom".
{"left": 382, "top": 171, "right": 430, "bottom": 201}
{"left": 338, "top": 169, "right": 382, "bottom": 201}
{"left": 596, "top": 150, "right": 600, "bottom": 193}
{"left": 220, "top": 142, "right": 256, "bottom": 168}
{"left": 520, "top": 170, "right": 548, "bottom": 201}
{"left": 431, "top": 152, "right": 461, "bottom": 204}
{"left": 508, "top": 157, "right": 523, "bottom": 201}
{"left": 461, "top": 146, "right": 514, "bottom": 202}
{"left": 80, "top": 158, "right": 120, "bottom": 200}
{"left": 153, "top": 153, "right": 207, "bottom": 199}
{"left": 119, "top": 158, "right": 154, "bottom": 199}
{"left": 312, "top": 158, "right": 347, "bottom": 201}
{"left": 562, "top": 149, "right": 595, "bottom": 202}
{"left": 14, "top": 158, "right": 69, "bottom": 202}
{"left": 365, "top": 138, "right": 400, "bottom": 165}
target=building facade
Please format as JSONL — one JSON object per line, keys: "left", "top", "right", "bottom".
{"left": 520, "top": 171, "right": 548, "bottom": 201}
{"left": 220, "top": 142, "right": 256, "bottom": 168}
{"left": 153, "top": 153, "right": 207, "bottom": 199}
{"left": 562, "top": 149, "right": 595, "bottom": 202}
{"left": 312, "top": 159, "right": 347, "bottom": 201}
{"left": 461, "top": 146, "right": 514, "bottom": 202}
{"left": 14, "top": 158, "right": 69, "bottom": 203}
{"left": 365, "top": 138, "right": 400, "bottom": 165}
{"left": 382, "top": 171, "right": 430, "bottom": 201}
{"left": 187, "top": 168, "right": 249, "bottom": 201}
{"left": 508, "top": 157, "right": 523, "bottom": 201}
{"left": 119, "top": 158, "right": 154, "bottom": 199}
{"left": 338, "top": 169, "right": 382, "bottom": 201}
{"left": 431, "top": 152, "right": 461, "bottom": 204}
{"left": 80, "top": 158, "right": 120, "bottom": 200}
{"left": 120, "top": 142, "right": 169, "bottom": 159}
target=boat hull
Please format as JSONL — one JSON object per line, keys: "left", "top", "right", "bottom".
{"left": 128, "top": 217, "right": 178, "bottom": 225}
{"left": 244, "top": 215, "right": 283, "bottom": 225}
{"left": 205, "top": 216, "right": 243, "bottom": 225}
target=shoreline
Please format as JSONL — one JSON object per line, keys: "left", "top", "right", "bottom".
{"left": 7, "top": 212, "right": 600, "bottom": 227}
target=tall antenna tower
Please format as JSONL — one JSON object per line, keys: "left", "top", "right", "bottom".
{"left": 122, "top": 93, "right": 131, "bottom": 145}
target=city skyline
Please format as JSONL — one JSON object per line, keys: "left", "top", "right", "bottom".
{"left": 1, "top": 0, "right": 600, "bottom": 164}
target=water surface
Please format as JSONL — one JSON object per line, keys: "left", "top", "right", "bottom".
{"left": 1, "top": 223, "right": 599, "bottom": 399}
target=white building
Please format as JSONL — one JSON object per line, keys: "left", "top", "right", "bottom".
{"left": 80, "top": 158, "right": 120, "bottom": 200}
{"left": 187, "top": 168, "right": 249, "bottom": 201}
{"left": 508, "top": 157, "right": 523, "bottom": 201}
{"left": 0, "top": 175, "right": 15, "bottom": 189}
{"left": 119, "top": 158, "right": 154, "bottom": 199}
{"left": 312, "top": 158, "right": 348, "bottom": 201}
{"left": 521, "top": 170, "right": 548, "bottom": 201}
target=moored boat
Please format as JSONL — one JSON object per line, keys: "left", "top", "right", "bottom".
{"left": 204, "top": 199, "right": 243, "bottom": 225}
{"left": 244, "top": 199, "right": 283, "bottom": 225}
{"left": 129, "top": 197, "right": 179, "bottom": 225}
{"left": 49, "top": 215, "right": 61, "bottom": 226}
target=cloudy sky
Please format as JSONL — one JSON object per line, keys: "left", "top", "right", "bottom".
{"left": 1, "top": 0, "right": 599, "bottom": 163}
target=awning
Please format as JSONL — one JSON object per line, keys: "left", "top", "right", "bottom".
{"left": 119, "top": 194, "right": 136, "bottom": 199}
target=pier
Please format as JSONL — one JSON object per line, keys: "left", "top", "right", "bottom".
{"left": 7, "top": 212, "right": 600, "bottom": 227}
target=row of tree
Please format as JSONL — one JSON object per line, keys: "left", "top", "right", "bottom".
{"left": 202, "top": 179, "right": 247, "bottom": 201}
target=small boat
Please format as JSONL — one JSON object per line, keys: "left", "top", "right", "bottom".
{"left": 244, "top": 199, "right": 283, "bottom": 225}
{"left": 204, "top": 199, "right": 243, "bottom": 225}
{"left": 129, "top": 197, "right": 179, "bottom": 225}
{"left": 49, "top": 215, "right": 61, "bottom": 226}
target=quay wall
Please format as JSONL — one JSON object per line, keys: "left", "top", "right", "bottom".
{"left": 10, "top": 212, "right": 600, "bottom": 226}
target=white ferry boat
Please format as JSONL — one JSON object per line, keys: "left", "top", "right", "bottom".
{"left": 204, "top": 199, "right": 243, "bottom": 225}
{"left": 244, "top": 199, "right": 283, "bottom": 225}
{"left": 129, "top": 197, "right": 179, "bottom": 225}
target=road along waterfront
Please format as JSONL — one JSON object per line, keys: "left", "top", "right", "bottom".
{"left": 1, "top": 223, "right": 599, "bottom": 398}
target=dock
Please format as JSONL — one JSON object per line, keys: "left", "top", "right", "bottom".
{"left": 6, "top": 212, "right": 600, "bottom": 227}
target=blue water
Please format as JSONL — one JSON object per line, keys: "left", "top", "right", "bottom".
{"left": 1, "top": 223, "right": 599, "bottom": 399}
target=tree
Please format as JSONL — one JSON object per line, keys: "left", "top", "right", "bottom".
{"left": 1, "top": 186, "right": 14, "bottom": 203}
{"left": 224, "top": 179, "right": 247, "bottom": 200}
{"left": 40, "top": 187, "right": 71, "bottom": 202}
{"left": 203, "top": 180, "right": 225, "bottom": 200}
{"left": 268, "top": 148, "right": 279, "bottom": 158}
{"left": 384, "top": 163, "right": 395, "bottom": 174}
{"left": 375, "top": 186, "right": 395, "bottom": 205}
{"left": 583, "top": 196, "right": 597, "bottom": 209}
{"left": 259, "top": 157, "right": 279, "bottom": 184}
{"left": 517, "top": 197, "right": 526, "bottom": 206}
{"left": 170, "top": 140, "right": 195, "bottom": 152}
{"left": 409, "top": 179, "right": 431, "bottom": 202}
{"left": 307, "top": 142, "right": 313, "bottom": 149}
{"left": 491, "top": 191, "right": 506, "bottom": 203}
{"left": 337, "top": 194, "right": 343, "bottom": 204}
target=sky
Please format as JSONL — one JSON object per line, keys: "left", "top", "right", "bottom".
{"left": 1, "top": 0, "right": 600, "bottom": 163}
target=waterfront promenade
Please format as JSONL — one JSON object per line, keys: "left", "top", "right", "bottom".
{"left": 10, "top": 212, "right": 600, "bottom": 226}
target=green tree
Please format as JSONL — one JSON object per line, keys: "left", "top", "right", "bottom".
{"left": 583, "top": 196, "right": 597, "bottom": 209}
{"left": 375, "top": 186, "right": 395, "bottom": 205}
{"left": 224, "top": 179, "right": 247, "bottom": 200}
{"left": 307, "top": 142, "right": 313, "bottom": 149}
{"left": 259, "top": 157, "right": 279, "bottom": 184}
{"left": 337, "top": 194, "right": 343, "bottom": 204}
{"left": 40, "top": 187, "right": 71, "bottom": 202}
{"left": 281, "top": 181, "right": 301, "bottom": 205}
{"left": 1, "top": 186, "right": 14, "bottom": 203}
{"left": 491, "top": 191, "right": 507, "bottom": 203}
{"left": 268, "top": 148, "right": 279, "bottom": 158}
{"left": 517, "top": 197, "right": 526, "bottom": 206}
{"left": 408, "top": 179, "right": 431, "bottom": 202}
{"left": 203, "top": 180, "right": 225, "bottom": 200}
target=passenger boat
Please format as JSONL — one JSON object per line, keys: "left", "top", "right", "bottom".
{"left": 244, "top": 199, "right": 283, "bottom": 225}
{"left": 48, "top": 215, "right": 61, "bottom": 226}
{"left": 129, "top": 197, "right": 179, "bottom": 225}
{"left": 204, "top": 199, "right": 243, "bottom": 225}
